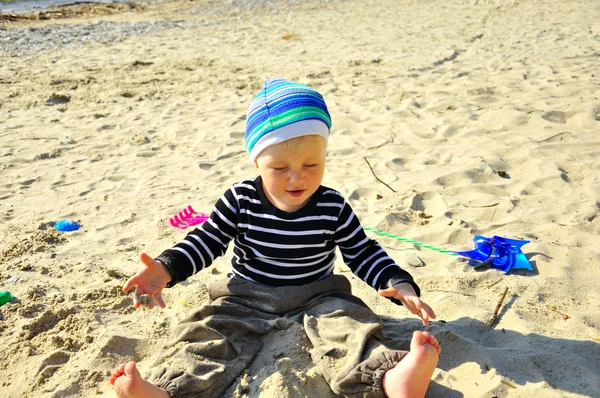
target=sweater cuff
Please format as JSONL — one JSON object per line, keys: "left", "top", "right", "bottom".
{"left": 155, "top": 249, "right": 189, "bottom": 288}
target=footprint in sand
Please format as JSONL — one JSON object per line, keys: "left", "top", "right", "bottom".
{"left": 542, "top": 111, "right": 567, "bottom": 124}
{"left": 436, "top": 168, "right": 492, "bottom": 186}
{"left": 107, "top": 174, "right": 127, "bottom": 182}
{"left": 19, "top": 178, "right": 37, "bottom": 189}
{"left": 385, "top": 158, "right": 408, "bottom": 173}
{"left": 412, "top": 191, "right": 447, "bottom": 216}
{"left": 438, "top": 124, "right": 463, "bottom": 138}
{"left": 467, "top": 86, "right": 497, "bottom": 103}
{"left": 136, "top": 150, "right": 158, "bottom": 158}
{"left": 35, "top": 350, "right": 71, "bottom": 386}
{"left": 216, "top": 151, "right": 246, "bottom": 161}
{"left": 348, "top": 187, "right": 382, "bottom": 204}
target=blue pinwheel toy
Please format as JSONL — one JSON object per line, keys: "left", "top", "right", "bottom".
{"left": 452, "top": 235, "right": 532, "bottom": 273}
{"left": 363, "top": 228, "right": 533, "bottom": 274}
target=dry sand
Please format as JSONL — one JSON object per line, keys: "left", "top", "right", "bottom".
{"left": 1, "top": 0, "right": 599, "bottom": 396}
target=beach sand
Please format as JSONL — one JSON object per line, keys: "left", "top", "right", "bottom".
{"left": 1, "top": 0, "right": 599, "bottom": 396}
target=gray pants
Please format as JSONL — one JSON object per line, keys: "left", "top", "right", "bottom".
{"left": 148, "top": 275, "right": 408, "bottom": 398}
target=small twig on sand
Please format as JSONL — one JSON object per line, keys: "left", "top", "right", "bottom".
{"left": 538, "top": 132, "right": 566, "bottom": 143}
{"left": 490, "top": 208, "right": 497, "bottom": 222}
{"left": 487, "top": 287, "right": 509, "bottom": 329}
{"left": 429, "top": 289, "right": 476, "bottom": 297}
{"left": 546, "top": 304, "right": 570, "bottom": 320}
{"left": 487, "top": 278, "right": 503, "bottom": 288}
{"left": 500, "top": 379, "right": 517, "bottom": 389}
{"left": 363, "top": 157, "right": 396, "bottom": 192}
{"left": 462, "top": 202, "right": 499, "bottom": 208}
{"left": 367, "top": 130, "right": 395, "bottom": 150}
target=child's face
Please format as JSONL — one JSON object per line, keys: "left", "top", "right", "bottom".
{"left": 255, "top": 135, "right": 326, "bottom": 213}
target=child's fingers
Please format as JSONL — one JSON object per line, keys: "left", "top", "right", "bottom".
{"left": 408, "top": 299, "right": 430, "bottom": 326}
{"left": 420, "top": 307, "right": 430, "bottom": 326}
{"left": 154, "top": 293, "right": 166, "bottom": 308}
{"left": 124, "top": 253, "right": 154, "bottom": 293}
{"left": 424, "top": 302, "right": 437, "bottom": 319}
{"left": 133, "top": 287, "right": 148, "bottom": 308}
{"left": 417, "top": 301, "right": 436, "bottom": 321}
{"left": 377, "top": 287, "right": 397, "bottom": 297}
{"left": 132, "top": 288, "right": 141, "bottom": 307}
{"left": 139, "top": 252, "right": 156, "bottom": 268}
{"left": 146, "top": 295, "right": 156, "bottom": 310}
{"left": 123, "top": 274, "right": 138, "bottom": 293}
{"left": 378, "top": 288, "right": 434, "bottom": 325}
{"left": 405, "top": 301, "right": 419, "bottom": 315}
{"left": 132, "top": 289, "right": 165, "bottom": 310}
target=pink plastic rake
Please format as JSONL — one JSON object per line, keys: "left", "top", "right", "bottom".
{"left": 169, "top": 205, "right": 209, "bottom": 230}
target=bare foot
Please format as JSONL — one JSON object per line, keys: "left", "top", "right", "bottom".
{"left": 382, "top": 331, "right": 441, "bottom": 398}
{"left": 110, "top": 361, "right": 171, "bottom": 398}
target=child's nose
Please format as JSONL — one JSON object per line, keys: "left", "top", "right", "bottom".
{"left": 288, "top": 168, "right": 304, "bottom": 182}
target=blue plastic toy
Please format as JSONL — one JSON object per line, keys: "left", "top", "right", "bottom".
{"left": 364, "top": 228, "right": 533, "bottom": 274}
{"left": 54, "top": 220, "right": 80, "bottom": 232}
{"left": 452, "top": 235, "right": 532, "bottom": 273}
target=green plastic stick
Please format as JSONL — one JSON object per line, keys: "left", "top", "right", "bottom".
{"left": 363, "top": 227, "right": 459, "bottom": 257}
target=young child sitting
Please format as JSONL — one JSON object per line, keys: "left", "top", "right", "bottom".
{"left": 110, "top": 79, "right": 441, "bottom": 398}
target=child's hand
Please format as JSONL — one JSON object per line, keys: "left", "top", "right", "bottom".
{"left": 378, "top": 282, "right": 437, "bottom": 326}
{"left": 123, "top": 253, "right": 172, "bottom": 310}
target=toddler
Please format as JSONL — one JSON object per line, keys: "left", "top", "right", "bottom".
{"left": 110, "top": 79, "right": 441, "bottom": 398}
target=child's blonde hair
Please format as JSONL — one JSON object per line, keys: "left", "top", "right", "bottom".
{"left": 281, "top": 134, "right": 327, "bottom": 154}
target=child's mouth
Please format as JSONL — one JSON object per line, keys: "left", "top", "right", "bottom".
{"left": 287, "top": 189, "right": 305, "bottom": 197}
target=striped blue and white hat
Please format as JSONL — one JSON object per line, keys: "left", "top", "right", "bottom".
{"left": 245, "top": 79, "right": 332, "bottom": 162}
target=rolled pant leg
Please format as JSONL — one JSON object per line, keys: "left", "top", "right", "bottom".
{"left": 301, "top": 291, "right": 408, "bottom": 398}
{"left": 147, "top": 293, "right": 287, "bottom": 398}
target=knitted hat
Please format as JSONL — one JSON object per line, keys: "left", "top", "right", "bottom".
{"left": 245, "top": 79, "right": 332, "bottom": 162}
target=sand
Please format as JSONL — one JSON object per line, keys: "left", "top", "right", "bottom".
{"left": 1, "top": 0, "right": 599, "bottom": 396}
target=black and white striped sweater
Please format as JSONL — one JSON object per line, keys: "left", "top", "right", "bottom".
{"left": 157, "top": 176, "right": 420, "bottom": 295}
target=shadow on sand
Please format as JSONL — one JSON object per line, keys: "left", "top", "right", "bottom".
{"left": 381, "top": 315, "right": 600, "bottom": 397}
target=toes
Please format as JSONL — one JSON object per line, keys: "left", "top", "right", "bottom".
{"left": 411, "top": 331, "right": 442, "bottom": 355}
{"left": 109, "top": 364, "right": 127, "bottom": 385}
{"left": 411, "top": 330, "right": 427, "bottom": 348}
{"left": 427, "top": 334, "right": 439, "bottom": 347}
{"left": 425, "top": 334, "right": 441, "bottom": 354}
{"left": 110, "top": 374, "right": 121, "bottom": 385}
{"left": 112, "top": 363, "right": 126, "bottom": 377}
{"left": 420, "top": 331, "right": 440, "bottom": 348}
{"left": 124, "top": 361, "right": 141, "bottom": 379}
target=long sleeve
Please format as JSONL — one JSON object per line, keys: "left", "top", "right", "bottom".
{"left": 333, "top": 200, "right": 420, "bottom": 296}
{"left": 156, "top": 187, "right": 239, "bottom": 287}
